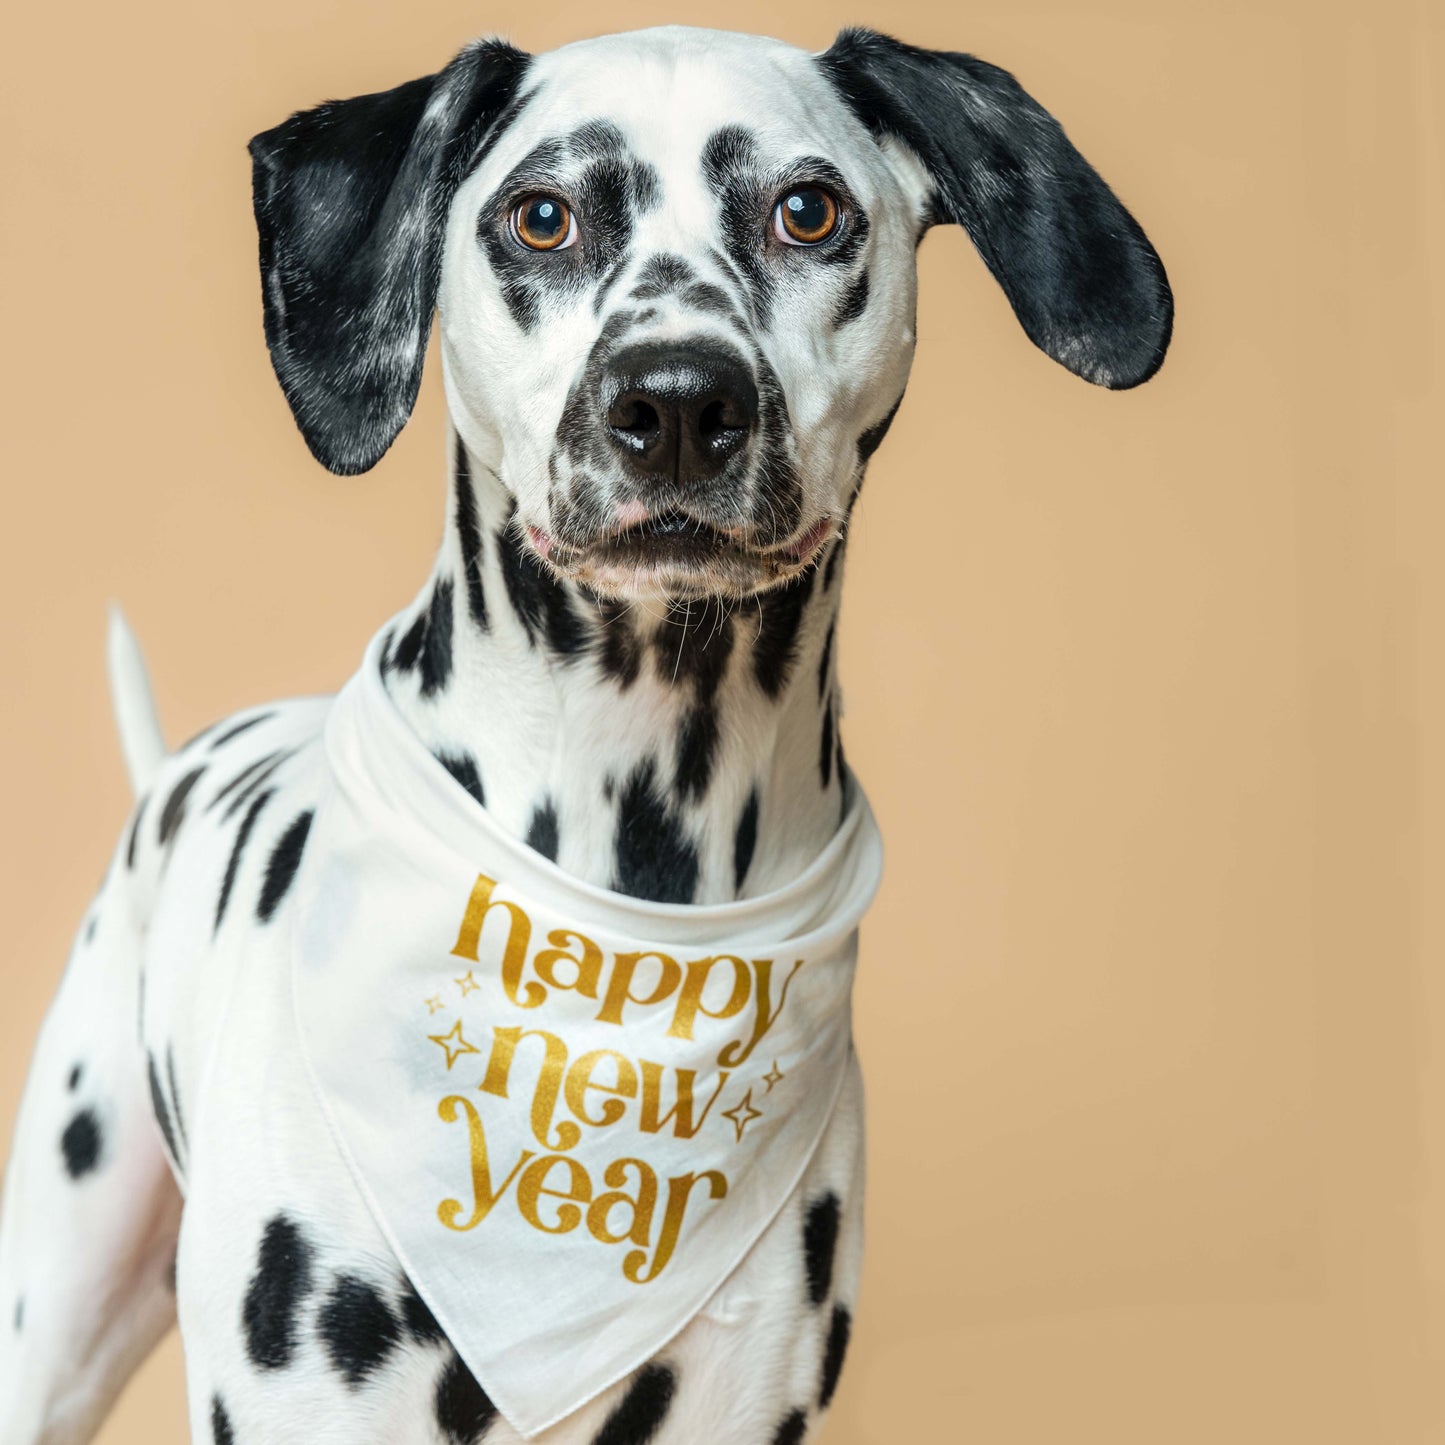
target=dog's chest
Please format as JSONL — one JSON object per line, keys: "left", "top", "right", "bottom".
{"left": 137, "top": 698, "right": 867, "bottom": 1440}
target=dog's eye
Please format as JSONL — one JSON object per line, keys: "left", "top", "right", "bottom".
{"left": 773, "top": 187, "right": 840, "bottom": 246}
{"left": 512, "top": 195, "right": 577, "bottom": 252}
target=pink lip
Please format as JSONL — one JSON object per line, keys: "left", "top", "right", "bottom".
{"left": 527, "top": 525, "right": 554, "bottom": 559}
{"left": 778, "top": 517, "right": 834, "bottom": 559}
{"left": 613, "top": 499, "right": 650, "bottom": 529}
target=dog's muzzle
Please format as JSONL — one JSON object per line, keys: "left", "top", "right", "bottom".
{"left": 537, "top": 329, "right": 822, "bottom": 600}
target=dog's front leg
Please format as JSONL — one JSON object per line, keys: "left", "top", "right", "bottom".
{"left": 0, "top": 820, "right": 182, "bottom": 1444}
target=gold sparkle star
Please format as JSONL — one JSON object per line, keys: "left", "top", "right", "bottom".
{"left": 761, "top": 1060, "right": 786, "bottom": 1094}
{"left": 425, "top": 995, "right": 445, "bottom": 1015}
{"left": 428, "top": 1019, "right": 479, "bottom": 1070}
{"left": 454, "top": 970, "right": 480, "bottom": 997}
{"left": 721, "top": 1088, "right": 764, "bottom": 1143}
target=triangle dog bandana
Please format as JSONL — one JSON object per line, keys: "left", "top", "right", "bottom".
{"left": 291, "top": 622, "right": 884, "bottom": 1436}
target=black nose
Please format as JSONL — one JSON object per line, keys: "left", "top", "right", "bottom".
{"left": 603, "top": 341, "right": 758, "bottom": 484}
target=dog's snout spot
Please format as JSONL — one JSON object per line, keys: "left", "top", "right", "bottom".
{"left": 629, "top": 253, "right": 696, "bottom": 300}
{"left": 683, "top": 282, "right": 740, "bottom": 321}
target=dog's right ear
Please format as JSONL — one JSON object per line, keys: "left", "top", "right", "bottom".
{"left": 249, "top": 40, "right": 530, "bottom": 476}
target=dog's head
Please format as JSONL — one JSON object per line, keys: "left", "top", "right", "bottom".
{"left": 251, "top": 26, "right": 1171, "bottom": 601}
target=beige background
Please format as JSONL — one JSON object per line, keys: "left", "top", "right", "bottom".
{"left": 3, "top": 0, "right": 1443, "bottom": 1440}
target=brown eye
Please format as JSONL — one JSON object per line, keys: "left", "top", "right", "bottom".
{"left": 512, "top": 195, "right": 576, "bottom": 251}
{"left": 773, "top": 186, "right": 840, "bottom": 246}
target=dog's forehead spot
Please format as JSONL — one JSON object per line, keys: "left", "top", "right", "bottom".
{"left": 565, "top": 117, "right": 630, "bottom": 162}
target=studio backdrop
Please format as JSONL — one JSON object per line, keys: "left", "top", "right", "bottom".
{"left": 2, "top": 0, "right": 1442, "bottom": 1440}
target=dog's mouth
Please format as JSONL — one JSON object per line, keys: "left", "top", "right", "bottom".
{"left": 530, "top": 510, "right": 834, "bottom": 600}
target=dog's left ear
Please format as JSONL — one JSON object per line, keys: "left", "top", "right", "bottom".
{"left": 249, "top": 40, "right": 530, "bottom": 475}
{"left": 820, "top": 29, "right": 1172, "bottom": 389}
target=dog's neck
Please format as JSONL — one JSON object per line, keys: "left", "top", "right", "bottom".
{"left": 380, "top": 433, "right": 848, "bottom": 904}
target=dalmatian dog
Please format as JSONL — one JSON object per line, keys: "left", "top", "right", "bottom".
{"left": 0, "top": 23, "right": 1171, "bottom": 1445}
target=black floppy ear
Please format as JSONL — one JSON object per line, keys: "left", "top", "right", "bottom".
{"left": 249, "top": 39, "right": 530, "bottom": 475}
{"left": 820, "top": 29, "right": 1172, "bottom": 389}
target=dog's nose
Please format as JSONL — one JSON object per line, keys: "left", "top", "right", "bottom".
{"left": 602, "top": 341, "right": 758, "bottom": 484}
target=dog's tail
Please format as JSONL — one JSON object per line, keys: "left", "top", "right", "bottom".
{"left": 107, "top": 605, "right": 166, "bottom": 796}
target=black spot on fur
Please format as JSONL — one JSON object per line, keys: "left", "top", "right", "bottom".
{"left": 157, "top": 766, "right": 206, "bottom": 846}
{"left": 243, "top": 1215, "right": 315, "bottom": 1371}
{"left": 419, "top": 579, "right": 456, "bottom": 698}
{"left": 498, "top": 517, "right": 588, "bottom": 657}
{"left": 400, "top": 1279, "right": 445, "bottom": 1345}
{"left": 216, "top": 788, "right": 273, "bottom": 932}
{"left": 614, "top": 761, "right": 697, "bottom": 904}
{"left": 147, "top": 1052, "right": 182, "bottom": 1170}
{"left": 819, "top": 700, "right": 835, "bottom": 790}
{"left": 526, "top": 799, "right": 560, "bottom": 863}
{"left": 834, "top": 270, "right": 869, "bottom": 327}
{"left": 751, "top": 356, "right": 805, "bottom": 546}
{"left": 753, "top": 570, "right": 814, "bottom": 699}
{"left": 166, "top": 1045, "right": 188, "bottom": 1156}
{"left": 60, "top": 1109, "right": 102, "bottom": 1179}
{"left": 388, "top": 609, "right": 428, "bottom": 674}
{"left": 675, "top": 708, "right": 719, "bottom": 803}
{"left": 594, "top": 253, "right": 632, "bottom": 315}
{"left": 803, "top": 1192, "right": 841, "bottom": 1306}
{"left": 655, "top": 604, "right": 737, "bottom": 800}
{"left": 207, "top": 750, "right": 285, "bottom": 814}
{"left": 651, "top": 602, "right": 734, "bottom": 696}
{"left": 856, "top": 398, "right": 901, "bottom": 466}
{"left": 221, "top": 752, "right": 292, "bottom": 822}
{"left": 84, "top": 913, "right": 98, "bottom": 944}
{"left": 683, "top": 281, "right": 740, "bottom": 320}
{"left": 388, "top": 582, "right": 453, "bottom": 690}
{"left": 734, "top": 788, "right": 759, "bottom": 894}
{"left": 818, "top": 622, "right": 835, "bottom": 698}
{"left": 126, "top": 795, "right": 147, "bottom": 869}
{"left": 435, "top": 1349, "right": 498, "bottom": 1443}
{"left": 319, "top": 1274, "right": 400, "bottom": 1386}
{"left": 257, "top": 810, "right": 314, "bottom": 923}
{"left": 453, "top": 438, "right": 490, "bottom": 632}
{"left": 211, "top": 1395, "right": 235, "bottom": 1445}
{"left": 630, "top": 252, "right": 696, "bottom": 298}
{"left": 593, "top": 1362, "right": 676, "bottom": 1445}
{"left": 12, "top": 1297, "right": 21, "bottom": 1333}
{"left": 701, "top": 127, "right": 775, "bottom": 328}
{"left": 67, "top": 1063, "right": 82, "bottom": 1092}
{"left": 773, "top": 1410, "right": 808, "bottom": 1445}
{"left": 593, "top": 597, "right": 642, "bottom": 688}
{"left": 818, "top": 1304, "right": 852, "bottom": 1409}
{"left": 436, "top": 751, "right": 485, "bottom": 807}
{"left": 209, "top": 713, "right": 274, "bottom": 749}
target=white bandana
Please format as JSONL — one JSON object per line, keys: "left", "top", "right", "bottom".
{"left": 291, "top": 623, "right": 883, "bottom": 1437}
